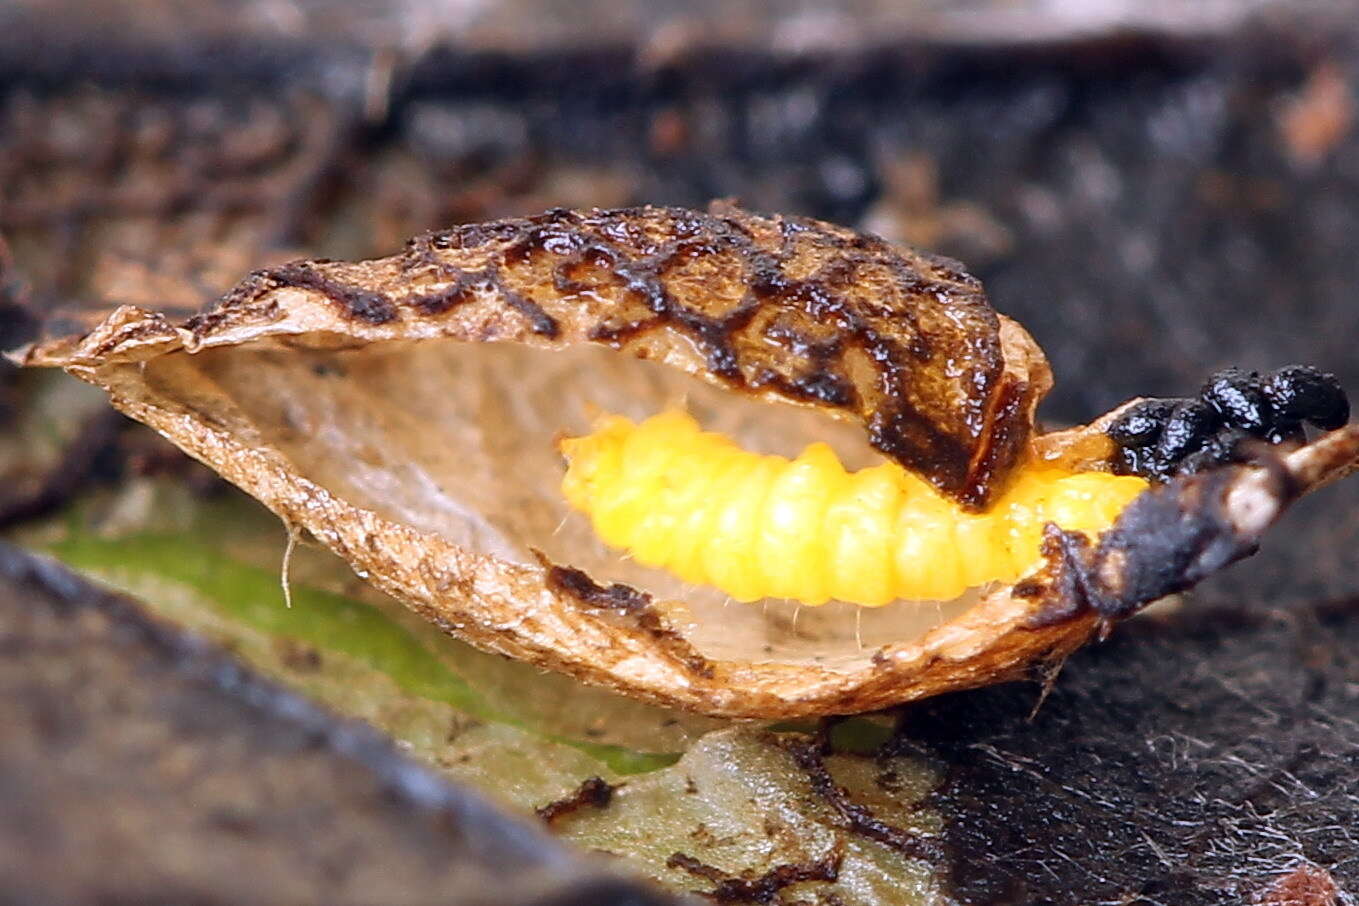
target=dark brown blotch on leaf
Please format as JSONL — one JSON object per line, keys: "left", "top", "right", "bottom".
{"left": 202, "top": 204, "right": 1050, "bottom": 509}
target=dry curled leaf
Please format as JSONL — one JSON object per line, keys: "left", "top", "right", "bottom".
{"left": 16, "top": 205, "right": 1359, "bottom": 718}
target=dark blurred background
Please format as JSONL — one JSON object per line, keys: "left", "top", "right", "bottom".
{"left": 4, "top": 2, "right": 1359, "bottom": 903}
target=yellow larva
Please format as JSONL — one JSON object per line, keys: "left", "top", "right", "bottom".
{"left": 560, "top": 411, "right": 1150, "bottom": 606}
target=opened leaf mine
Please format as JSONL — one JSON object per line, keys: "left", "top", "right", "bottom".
{"left": 17, "top": 205, "right": 1359, "bottom": 718}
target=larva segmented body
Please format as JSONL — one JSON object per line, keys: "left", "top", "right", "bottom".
{"left": 561, "top": 411, "right": 1149, "bottom": 606}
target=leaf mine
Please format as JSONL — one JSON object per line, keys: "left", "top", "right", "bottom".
{"left": 15, "top": 204, "right": 1358, "bottom": 717}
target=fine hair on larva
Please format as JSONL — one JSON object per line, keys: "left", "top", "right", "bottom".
{"left": 560, "top": 409, "right": 1150, "bottom": 608}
